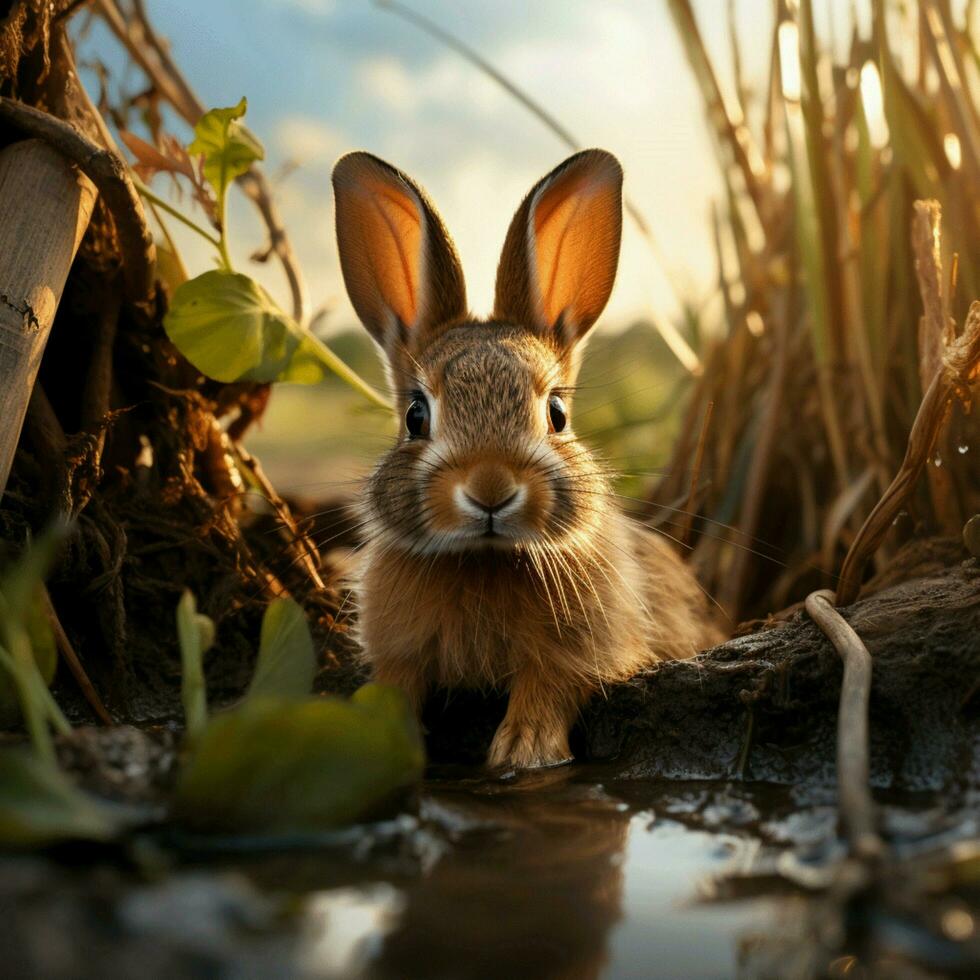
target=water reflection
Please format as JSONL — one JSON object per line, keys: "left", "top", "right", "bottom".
{"left": 302, "top": 885, "right": 403, "bottom": 978}
{"left": 369, "top": 768, "right": 631, "bottom": 979}
{"left": 5, "top": 771, "right": 974, "bottom": 978}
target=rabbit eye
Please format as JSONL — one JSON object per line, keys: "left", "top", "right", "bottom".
{"left": 548, "top": 394, "right": 567, "bottom": 433}
{"left": 406, "top": 394, "right": 430, "bottom": 439}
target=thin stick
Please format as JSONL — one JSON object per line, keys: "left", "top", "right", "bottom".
{"left": 40, "top": 585, "right": 113, "bottom": 725}
{"left": 232, "top": 442, "right": 326, "bottom": 592}
{"left": 804, "top": 589, "right": 884, "bottom": 862}
{"left": 678, "top": 400, "right": 713, "bottom": 547}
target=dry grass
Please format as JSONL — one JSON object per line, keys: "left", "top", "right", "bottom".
{"left": 656, "top": 0, "right": 980, "bottom": 620}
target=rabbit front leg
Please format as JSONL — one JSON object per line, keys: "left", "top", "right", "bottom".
{"left": 487, "top": 666, "right": 587, "bottom": 770}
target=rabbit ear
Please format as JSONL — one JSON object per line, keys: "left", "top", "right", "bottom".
{"left": 333, "top": 152, "right": 466, "bottom": 353}
{"left": 494, "top": 149, "right": 622, "bottom": 346}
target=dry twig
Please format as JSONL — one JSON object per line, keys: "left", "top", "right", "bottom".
{"left": 678, "top": 400, "right": 713, "bottom": 547}
{"left": 837, "top": 300, "right": 980, "bottom": 604}
{"left": 40, "top": 584, "right": 113, "bottom": 725}
{"left": 804, "top": 589, "right": 883, "bottom": 862}
{"left": 232, "top": 442, "right": 325, "bottom": 593}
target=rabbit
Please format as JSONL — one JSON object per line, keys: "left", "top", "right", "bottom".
{"left": 332, "top": 148, "right": 721, "bottom": 770}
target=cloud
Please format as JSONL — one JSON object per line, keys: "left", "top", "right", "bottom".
{"left": 355, "top": 57, "right": 419, "bottom": 115}
{"left": 274, "top": 115, "right": 346, "bottom": 166}
{"left": 273, "top": 0, "right": 334, "bottom": 15}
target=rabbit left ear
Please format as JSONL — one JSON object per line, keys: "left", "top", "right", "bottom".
{"left": 494, "top": 149, "right": 623, "bottom": 346}
{"left": 333, "top": 152, "right": 467, "bottom": 355}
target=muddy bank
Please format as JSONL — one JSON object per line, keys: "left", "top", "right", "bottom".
{"left": 424, "top": 559, "right": 980, "bottom": 790}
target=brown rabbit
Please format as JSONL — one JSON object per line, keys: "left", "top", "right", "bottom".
{"left": 332, "top": 148, "right": 720, "bottom": 770}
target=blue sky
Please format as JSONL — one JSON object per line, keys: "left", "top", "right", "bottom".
{"left": 78, "top": 0, "right": 875, "bottom": 335}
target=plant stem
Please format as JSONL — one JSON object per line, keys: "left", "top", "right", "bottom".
{"left": 0, "top": 642, "right": 55, "bottom": 765}
{"left": 145, "top": 198, "right": 189, "bottom": 283}
{"left": 132, "top": 176, "right": 222, "bottom": 250}
{"left": 216, "top": 148, "right": 234, "bottom": 273}
{"left": 176, "top": 591, "right": 209, "bottom": 743}
{"left": 305, "top": 333, "right": 392, "bottom": 412}
{"left": 217, "top": 229, "right": 233, "bottom": 273}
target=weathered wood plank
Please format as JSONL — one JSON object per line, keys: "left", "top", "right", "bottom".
{"left": 0, "top": 139, "right": 97, "bottom": 498}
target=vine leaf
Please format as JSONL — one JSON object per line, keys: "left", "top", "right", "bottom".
{"left": 173, "top": 684, "right": 425, "bottom": 835}
{"left": 189, "top": 97, "right": 264, "bottom": 205}
{"left": 164, "top": 269, "right": 390, "bottom": 407}
{"left": 245, "top": 598, "right": 316, "bottom": 703}
{"left": 164, "top": 269, "right": 303, "bottom": 383}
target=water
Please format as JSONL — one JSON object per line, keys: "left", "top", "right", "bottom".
{"left": 4, "top": 765, "right": 977, "bottom": 979}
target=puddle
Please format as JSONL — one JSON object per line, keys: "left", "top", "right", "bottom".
{"left": 2, "top": 766, "right": 977, "bottom": 979}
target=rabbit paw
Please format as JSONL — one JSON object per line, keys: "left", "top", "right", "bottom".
{"left": 486, "top": 721, "right": 572, "bottom": 771}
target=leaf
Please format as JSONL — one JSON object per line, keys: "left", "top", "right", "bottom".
{"left": 0, "top": 525, "right": 71, "bottom": 759}
{"left": 0, "top": 749, "right": 118, "bottom": 846}
{"left": 164, "top": 270, "right": 390, "bottom": 407}
{"left": 120, "top": 129, "right": 217, "bottom": 224}
{"left": 164, "top": 270, "right": 303, "bottom": 383}
{"left": 0, "top": 590, "right": 57, "bottom": 727}
{"left": 189, "top": 98, "right": 264, "bottom": 203}
{"left": 246, "top": 598, "right": 315, "bottom": 702}
{"left": 173, "top": 684, "right": 425, "bottom": 835}
{"left": 120, "top": 129, "right": 197, "bottom": 183}
{"left": 177, "top": 590, "right": 215, "bottom": 743}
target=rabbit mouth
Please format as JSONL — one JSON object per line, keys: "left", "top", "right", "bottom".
{"left": 417, "top": 459, "right": 557, "bottom": 553}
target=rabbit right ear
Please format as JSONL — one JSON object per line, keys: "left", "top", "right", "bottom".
{"left": 494, "top": 149, "right": 622, "bottom": 348}
{"left": 333, "top": 152, "right": 467, "bottom": 355}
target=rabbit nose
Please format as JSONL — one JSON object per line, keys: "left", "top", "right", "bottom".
{"left": 460, "top": 464, "right": 521, "bottom": 516}
{"left": 463, "top": 489, "right": 519, "bottom": 516}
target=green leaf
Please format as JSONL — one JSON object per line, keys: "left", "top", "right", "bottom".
{"left": 0, "top": 590, "right": 57, "bottom": 728}
{"left": 173, "top": 683, "right": 425, "bottom": 835}
{"left": 164, "top": 270, "right": 303, "bottom": 383}
{"left": 246, "top": 598, "right": 315, "bottom": 702}
{"left": 177, "top": 590, "right": 215, "bottom": 743}
{"left": 0, "top": 749, "right": 118, "bottom": 846}
{"left": 188, "top": 98, "right": 264, "bottom": 202}
{"left": 164, "top": 269, "right": 391, "bottom": 409}
{"left": 0, "top": 525, "right": 71, "bottom": 760}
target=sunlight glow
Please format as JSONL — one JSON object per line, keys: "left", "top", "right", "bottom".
{"left": 778, "top": 21, "right": 801, "bottom": 102}
{"left": 859, "top": 61, "right": 889, "bottom": 150}
{"left": 944, "top": 132, "right": 963, "bottom": 170}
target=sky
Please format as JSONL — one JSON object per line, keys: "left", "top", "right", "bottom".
{"left": 78, "top": 0, "right": 872, "bottom": 336}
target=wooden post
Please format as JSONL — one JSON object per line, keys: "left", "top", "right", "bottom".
{"left": 0, "top": 139, "right": 97, "bottom": 499}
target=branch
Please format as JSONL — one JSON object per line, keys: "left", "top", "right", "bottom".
{"left": 41, "top": 585, "right": 113, "bottom": 726}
